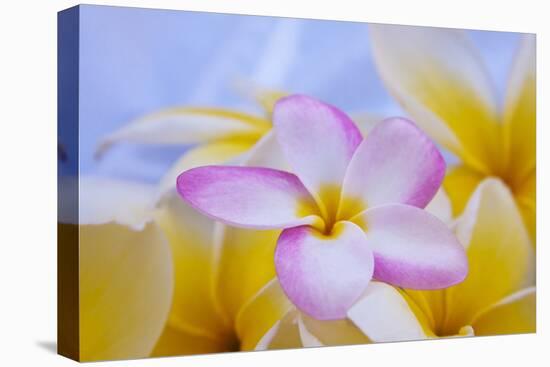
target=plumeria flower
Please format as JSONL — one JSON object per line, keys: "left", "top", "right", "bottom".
{"left": 83, "top": 90, "right": 454, "bottom": 357}
{"left": 177, "top": 95, "right": 468, "bottom": 320}
{"left": 93, "top": 84, "right": 385, "bottom": 355}
{"left": 369, "top": 26, "right": 536, "bottom": 242}
{"left": 347, "top": 179, "right": 535, "bottom": 341}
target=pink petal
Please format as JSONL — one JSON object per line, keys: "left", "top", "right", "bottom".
{"left": 275, "top": 222, "right": 374, "bottom": 320}
{"left": 177, "top": 166, "right": 320, "bottom": 229}
{"left": 354, "top": 204, "right": 467, "bottom": 289}
{"left": 273, "top": 95, "right": 362, "bottom": 213}
{"left": 340, "top": 117, "right": 445, "bottom": 218}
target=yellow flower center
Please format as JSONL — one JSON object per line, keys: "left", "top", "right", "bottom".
{"left": 303, "top": 184, "right": 367, "bottom": 236}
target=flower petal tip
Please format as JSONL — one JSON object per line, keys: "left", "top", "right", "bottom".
{"left": 358, "top": 204, "right": 468, "bottom": 290}
{"left": 177, "top": 165, "right": 320, "bottom": 229}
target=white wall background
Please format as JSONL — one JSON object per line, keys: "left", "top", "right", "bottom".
{"left": 1, "top": 0, "right": 548, "bottom": 366}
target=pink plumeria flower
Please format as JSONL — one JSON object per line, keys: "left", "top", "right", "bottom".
{"left": 177, "top": 95, "right": 468, "bottom": 321}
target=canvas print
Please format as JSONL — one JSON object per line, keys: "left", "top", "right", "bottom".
{"left": 57, "top": 4, "right": 536, "bottom": 362}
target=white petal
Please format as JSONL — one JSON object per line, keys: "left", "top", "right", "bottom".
{"left": 273, "top": 95, "right": 362, "bottom": 217}
{"left": 96, "top": 108, "right": 269, "bottom": 157}
{"left": 59, "top": 176, "right": 156, "bottom": 231}
{"left": 348, "top": 282, "right": 428, "bottom": 342}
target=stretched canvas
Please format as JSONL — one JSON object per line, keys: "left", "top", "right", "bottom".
{"left": 58, "top": 4, "right": 536, "bottom": 362}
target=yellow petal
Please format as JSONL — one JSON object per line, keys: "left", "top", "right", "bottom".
{"left": 515, "top": 170, "right": 536, "bottom": 243}
{"left": 472, "top": 287, "right": 536, "bottom": 335}
{"left": 443, "top": 179, "right": 534, "bottom": 333}
{"left": 212, "top": 131, "right": 290, "bottom": 321}
{"left": 502, "top": 34, "right": 536, "bottom": 187}
{"left": 157, "top": 140, "right": 253, "bottom": 199}
{"left": 443, "top": 164, "right": 485, "bottom": 216}
{"left": 155, "top": 195, "right": 228, "bottom": 341}
{"left": 79, "top": 222, "right": 173, "bottom": 361}
{"left": 255, "top": 309, "right": 303, "bottom": 350}
{"left": 153, "top": 139, "right": 263, "bottom": 354}
{"left": 298, "top": 313, "right": 370, "bottom": 346}
{"left": 152, "top": 128, "right": 283, "bottom": 352}
{"left": 213, "top": 225, "right": 280, "bottom": 321}
{"left": 398, "top": 288, "right": 440, "bottom": 337}
{"left": 296, "top": 317, "right": 323, "bottom": 347}
{"left": 234, "top": 279, "right": 295, "bottom": 350}
{"left": 369, "top": 25, "right": 501, "bottom": 173}
{"left": 96, "top": 107, "right": 269, "bottom": 158}
{"left": 151, "top": 323, "right": 235, "bottom": 357}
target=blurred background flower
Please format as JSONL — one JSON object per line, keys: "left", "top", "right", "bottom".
{"left": 58, "top": 177, "right": 173, "bottom": 361}
{"left": 368, "top": 25, "right": 535, "bottom": 242}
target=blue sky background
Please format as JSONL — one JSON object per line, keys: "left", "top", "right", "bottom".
{"left": 63, "top": 4, "right": 523, "bottom": 183}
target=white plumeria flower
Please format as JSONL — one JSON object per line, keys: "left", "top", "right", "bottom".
{"left": 176, "top": 94, "right": 468, "bottom": 321}
{"left": 368, "top": 26, "right": 536, "bottom": 242}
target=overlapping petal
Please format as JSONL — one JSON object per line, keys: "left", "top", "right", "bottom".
{"left": 340, "top": 117, "right": 445, "bottom": 219}
{"left": 443, "top": 164, "right": 485, "bottom": 216}
{"left": 298, "top": 313, "right": 369, "bottom": 347}
{"left": 274, "top": 222, "right": 374, "bottom": 320}
{"left": 273, "top": 95, "right": 362, "bottom": 218}
{"left": 154, "top": 197, "right": 228, "bottom": 341}
{"left": 352, "top": 204, "right": 467, "bottom": 289}
{"left": 471, "top": 287, "right": 536, "bottom": 335}
{"left": 347, "top": 282, "right": 429, "bottom": 342}
{"left": 213, "top": 226, "right": 280, "bottom": 321}
{"left": 177, "top": 166, "right": 321, "bottom": 229}
{"left": 443, "top": 179, "right": 534, "bottom": 333}
{"left": 254, "top": 309, "right": 302, "bottom": 350}
{"left": 235, "top": 279, "right": 295, "bottom": 350}
{"left": 515, "top": 170, "right": 536, "bottom": 242}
